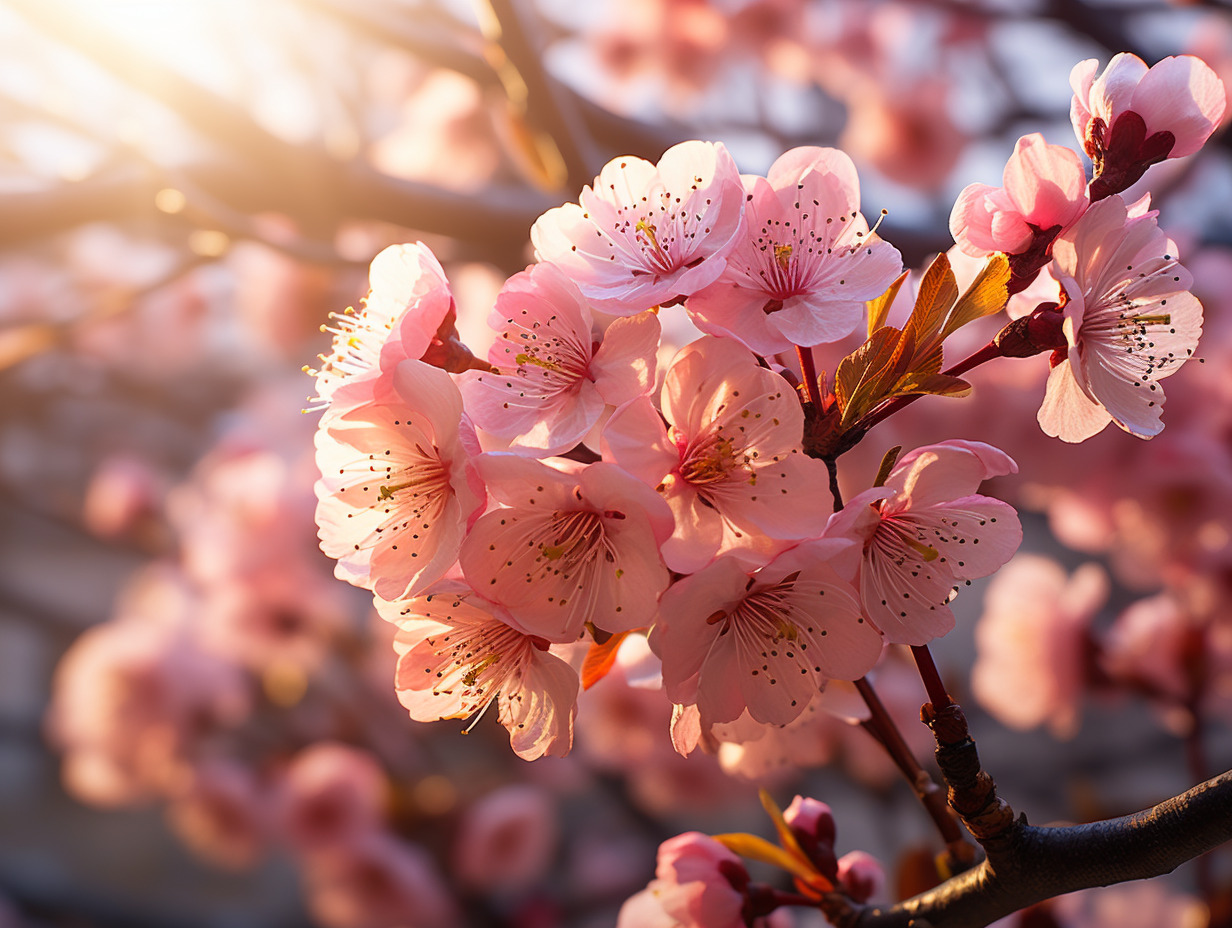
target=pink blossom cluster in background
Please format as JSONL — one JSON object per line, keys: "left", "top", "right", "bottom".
{"left": 4, "top": 3, "right": 1231, "bottom": 927}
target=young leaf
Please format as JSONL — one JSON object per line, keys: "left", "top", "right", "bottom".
{"left": 581, "top": 630, "right": 631, "bottom": 690}
{"left": 894, "top": 372, "right": 972, "bottom": 399}
{"left": 711, "top": 833, "right": 825, "bottom": 885}
{"left": 942, "top": 253, "right": 1011, "bottom": 339}
{"left": 901, "top": 253, "right": 958, "bottom": 378}
{"left": 867, "top": 270, "right": 910, "bottom": 337}
{"left": 835, "top": 326, "right": 906, "bottom": 426}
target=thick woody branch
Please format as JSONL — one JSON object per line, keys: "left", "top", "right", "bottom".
{"left": 837, "top": 769, "right": 1232, "bottom": 928}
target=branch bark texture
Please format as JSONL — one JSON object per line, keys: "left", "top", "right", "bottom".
{"left": 844, "top": 767, "right": 1232, "bottom": 927}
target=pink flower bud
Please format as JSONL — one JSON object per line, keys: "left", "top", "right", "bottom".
{"left": 782, "top": 795, "right": 836, "bottom": 847}
{"left": 837, "top": 850, "right": 885, "bottom": 903}
{"left": 617, "top": 832, "right": 749, "bottom": 928}
{"left": 783, "top": 795, "right": 838, "bottom": 881}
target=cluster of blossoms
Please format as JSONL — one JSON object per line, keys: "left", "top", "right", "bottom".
{"left": 306, "top": 50, "right": 1223, "bottom": 924}
{"left": 311, "top": 52, "right": 1221, "bottom": 770}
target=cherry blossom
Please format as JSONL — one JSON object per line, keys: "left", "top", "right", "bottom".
{"left": 653, "top": 540, "right": 884, "bottom": 728}
{"left": 971, "top": 555, "right": 1108, "bottom": 738}
{"left": 617, "top": 832, "right": 749, "bottom": 928}
{"left": 1071, "top": 53, "right": 1227, "bottom": 164}
{"left": 458, "top": 455, "right": 673, "bottom": 641}
{"left": 276, "top": 742, "right": 387, "bottom": 853}
{"left": 1098, "top": 593, "right": 1231, "bottom": 721}
{"left": 451, "top": 784, "right": 559, "bottom": 891}
{"left": 950, "top": 133, "right": 1089, "bottom": 258}
{"left": 825, "top": 440, "right": 1022, "bottom": 646}
{"left": 603, "top": 335, "right": 833, "bottom": 573}
{"left": 783, "top": 795, "right": 839, "bottom": 883}
{"left": 303, "top": 832, "right": 458, "bottom": 928}
{"left": 1038, "top": 195, "right": 1203, "bottom": 442}
{"left": 530, "top": 141, "right": 746, "bottom": 314}
{"left": 459, "top": 262, "right": 659, "bottom": 455}
{"left": 314, "top": 361, "right": 484, "bottom": 601}
{"left": 165, "top": 760, "right": 271, "bottom": 870}
{"left": 310, "top": 243, "right": 454, "bottom": 406}
{"left": 47, "top": 574, "right": 252, "bottom": 807}
{"left": 377, "top": 582, "right": 579, "bottom": 761}
{"left": 687, "top": 146, "right": 902, "bottom": 355}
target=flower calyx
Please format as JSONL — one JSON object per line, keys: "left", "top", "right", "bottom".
{"left": 993, "top": 301, "right": 1068, "bottom": 359}
{"left": 1086, "top": 112, "right": 1175, "bottom": 202}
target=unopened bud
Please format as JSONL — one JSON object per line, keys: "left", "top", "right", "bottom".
{"left": 837, "top": 850, "right": 885, "bottom": 903}
{"left": 994, "top": 303, "right": 1067, "bottom": 358}
{"left": 783, "top": 796, "right": 839, "bottom": 880}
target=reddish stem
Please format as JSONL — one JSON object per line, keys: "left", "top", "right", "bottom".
{"left": 911, "top": 644, "right": 953, "bottom": 712}
{"left": 854, "top": 677, "right": 973, "bottom": 866}
{"left": 797, "top": 344, "right": 823, "bottom": 410}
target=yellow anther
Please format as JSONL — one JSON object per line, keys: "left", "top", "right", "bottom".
{"left": 515, "top": 352, "right": 564, "bottom": 372}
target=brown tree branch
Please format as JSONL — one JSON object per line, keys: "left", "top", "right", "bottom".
{"left": 854, "top": 679, "right": 977, "bottom": 875}
{"left": 4, "top": 0, "right": 554, "bottom": 264}
{"left": 477, "top": 0, "right": 603, "bottom": 192}
{"left": 835, "top": 769, "right": 1232, "bottom": 928}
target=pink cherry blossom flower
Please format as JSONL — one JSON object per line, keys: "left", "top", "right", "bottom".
{"left": 166, "top": 760, "right": 271, "bottom": 870}
{"left": 1038, "top": 195, "right": 1203, "bottom": 442}
{"left": 839, "top": 77, "right": 967, "bottom": 193}
{"left": 698, "top": 694, "right": 837, "bottom": 779}
{"left": 452, "top": 784, "right": 559, "bottom": 891}
{"left": 276, "top": 743, "right": 387, "bottom": 854}
{"left": 1071, "top": 53, "right": 1227, "bottom": 165}
{"left": 47, "top": 567, "right": 251, "bottom": 807}
{"left": 314, "top": 360, "right": 484, "bottom": 601}
{"left": 686, "top": 147, "right": 901, "bottom": 355}
{"left": 617, "top": 832, "right": 749, "bottom": 928}
{"left": 458, "top": 455, "right": 673, "bottom": 641}
{"left": 1098, "top": 593, "right": 1232, "bottom": 723}
{"left": 971, "top": 555, "right": 1108, "bottom": 738}
{"left": 376, "top": 582, "right": 579, "bottom": 760}
{"left": 531, "top": 141, "right": 746, "bottom": 314}
{"left": 303, "top": 832, "right": 458, "bottom": 928}
{"left": 603, "top": 335, "right": 833, "bottom": 574}
{"left": 310, "top": 243, "right": 454, "bottom": 406}
{"left": 825, "top": 440, "right": 1022, "bottom": 646}
{"left": 459, "top": 262, "right": 659, "bottom": 455}
{"left": 654, "top": 540, "right": 884, "bottom": 728}
{"left": 950, "top": 133, "right": 1089, "bottom": 258}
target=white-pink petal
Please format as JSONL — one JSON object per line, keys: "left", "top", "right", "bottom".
{"left": 314, "top": 361, "right": 482, "bottom": 601}
{"left": 381, "top": 585, "right": 577, "bottom": 760}
{"left": 531, "top": 141, "right": 746, "bottom": 314}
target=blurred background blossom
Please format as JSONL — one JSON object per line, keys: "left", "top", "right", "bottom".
{"left": 2, "top": 1, "right": 1232, "bottom": 926}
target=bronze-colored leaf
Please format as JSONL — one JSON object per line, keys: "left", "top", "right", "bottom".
{"left": 942, "top": 253, "right": 1011, "bottom": 339}
{"left": 895, "top": 372, "right": 972, "bottom": 398}
{"left": 900, "top": 254, "right": 958, "bottom": 378}
{"left": 866, "top": 270, "right": 910, "bottom": 337}
{"left": 835, "top": 326, "right": 904, "bottom": 426}
{"left": 711, "top": 833, "right": 823, "bottom": 885}
{"left": 580, "top": 630, "right": 631, "bottom": 690}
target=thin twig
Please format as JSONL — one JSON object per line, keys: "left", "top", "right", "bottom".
{"left": 854, "top": 678, "right": 975, "bottom": 872}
